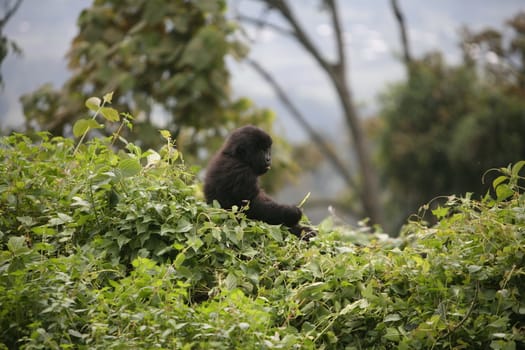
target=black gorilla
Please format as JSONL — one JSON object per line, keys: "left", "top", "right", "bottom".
{"left": 204, "top": 125, "right": 315, "bottom": 239}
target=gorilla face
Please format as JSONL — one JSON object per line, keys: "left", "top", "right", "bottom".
{"left": 224, "top": 125, "right": 273, "bottom": 175}
{"left": 253, "top": 146, "right": 271, "bottom": 175}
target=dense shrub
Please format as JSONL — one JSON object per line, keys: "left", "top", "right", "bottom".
{"left": 1, "top": 100, "right": 524, "bottom": 348}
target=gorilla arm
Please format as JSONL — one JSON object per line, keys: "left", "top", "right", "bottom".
{"left": 245, "top": 191, "right": 302, "bottom": 227}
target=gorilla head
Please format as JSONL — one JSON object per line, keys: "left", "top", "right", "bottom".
{"left": 221, "top": 125, "right": 273, "bottom": 175}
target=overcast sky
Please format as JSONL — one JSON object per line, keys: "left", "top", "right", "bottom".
{"left": 1, "top": 0, "right": 524, "bottom": 140}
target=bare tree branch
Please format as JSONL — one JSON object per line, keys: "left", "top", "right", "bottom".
{"left": 321, "top": 0, "right": 383, "bottom": 225}
{"left": 326, "top": 0, "right": 346, "bottom": 70}
{"left": 390, "top": 0, "right": 412, "bottom": 68}
{"left": 236, "top": 14, "right": 293, "bottom": 37}
{"left": 247, "top": 57, "right": 357, "bottom": 190}
{"left": 269, "top": 0, "right": 334, "bottom": 73}
{"left": 0, "top": 0, "right": 23, "bottom": 28}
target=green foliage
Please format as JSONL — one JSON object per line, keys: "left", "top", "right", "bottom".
{"left": 379, "top": 57, "right": 525, "bottom": 228}
{"left": 378, "top": 13, "right": 525, "bottom": 230}
{"left": 18, "top": 0, "right": 275, "bottom": 162}
{"left": 1, "top": 98, "right": 525, "bottom": 349}
{"left": 380, "top": 53, "right": 475, "bottom": 200}
{"left": 17, "top": 0, "right": 299, "bottom": 194}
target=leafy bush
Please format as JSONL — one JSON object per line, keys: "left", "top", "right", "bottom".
{"left": 1, "top": 97, "right": 524, "bottom": 349}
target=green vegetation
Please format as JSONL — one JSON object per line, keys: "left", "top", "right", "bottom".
{"left": 19, "top": 0, "right": 277, "bottom": 159}
{"left": 1, "top": 97, "right": 524, "bottom": 349}
{"left": 378, "top": 12, "right": 525, "bottom": 228}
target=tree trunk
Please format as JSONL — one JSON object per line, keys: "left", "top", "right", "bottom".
{"left": 239, "top": 0, "right": 384, "bottom": 225}
{"left": 330, "top": 67, "right": 383, "bottom": 225}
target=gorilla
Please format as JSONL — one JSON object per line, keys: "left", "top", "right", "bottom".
{"left": 204, "top": 125, "right": 315, "bottom": 240}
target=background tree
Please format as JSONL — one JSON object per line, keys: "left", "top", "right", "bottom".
{"left": 19, "top": 0, "right": 281, "bottom": 165}
{"left": 234, "top": 0, "right": 383, "bottom": 226}
{"left": 378, "top": 12, "right": 525, "bottom": 230}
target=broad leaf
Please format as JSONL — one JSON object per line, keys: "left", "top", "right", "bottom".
{"left": 100, "top": 107, "right": 120, "bottom": 122}
{"left": 118, "top": 158, "right": 141, "bottom": 177}
{"left": 73, "top": 118, "right": 102, "bottom": 137}
{"left": 85, "top": 96, "right": 101, "bottom": 111}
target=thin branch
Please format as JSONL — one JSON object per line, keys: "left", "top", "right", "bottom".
{"left": 270, "top": 0, "right": 334, "bottom": 73}
{"left": 247, "top": 57, "right": 357, "bottom": 190}
{"left": 437, "top": 281, "right": 480, "bottom": 343}
{"left": 390, "top": 0, "right": 412, "bottom": 67}
{"left": 0, "top": 0, "right": 23, "bottom": 28}
{"left": 236, "top": 14, "right": 294, "bottom": 37}
{"left": 325, "top": 0, "right": 346, "bottom": 70}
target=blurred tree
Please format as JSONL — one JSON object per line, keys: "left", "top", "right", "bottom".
{"left": 461, "top": 11, "right": 525, "bottom": 93}
{"left": 379, "top": 12, "right": 525, "bottom": 230}
{"left": 234, "top": 0, "right": 383, "bottom": 226}
{"left": 19, "top": 0, "right": 278, "bottom": 165}
{"left": 0, "top": 0, "right": 23, "bottom": 86}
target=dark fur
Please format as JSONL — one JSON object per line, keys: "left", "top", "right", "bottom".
{"left": 205, "top": 126, "right": 313, "bottom": 237}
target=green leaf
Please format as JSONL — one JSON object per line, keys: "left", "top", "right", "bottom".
{"left": 297, "top": 282, "right": 326, "bottom": 299}
{"left": 268, "top": 227, "right": 283, "bottom": 242}
{"left": 146, "top": 150, "right": 161, "bottom": 167}
{"left": 235, "top": 226, "right": 244, "bottom": 242}
{"left": 224, "top": 273, "right": 237, "bottom": 290}
{"left": 117, "top": 236, "right": 131, "bottom": 249}
{"left": 103, "top": 91, "right": 114, "bottom": 104}
{"left": 188, "top": 235, "right": 203, "bottom": 251}
{"left": 496, "top": 184, "right": 513, "bottom": 201}
{"left": 85, "top": 96, "right": 101, "bottom": 111}
{"left": 174, "top": 252, "right": 185, "bottom": 269}
{"left": 100, "top": 107, "right": 120, "bottom": 122}
{"left": 48, "top": 213, "right": 73, "bottom": 226}
{"left": 384, "top": 327, "right": 401, "bottom": 341}
{"left": 511, "top": 160, "right": 525, "bottom": 177}
{"left": 492, "top": 175, "right": 508, "bottom": 189}
{"left": 467, "top": 265, "right": 482, "bottom": 273}
{"left": 68, "top": 330, "right": 85, "bottom": 338}
{"left": 118, "top": 158, "right": 141, "bottom": 177}
{"left": 31, "top": 226, "right": 56, "bottom": 236}
{"left": 159, "top": 129, "right": 171, "bottom": 141}
{"left": 384, "top": 313, "right": 402, "bottom": 322}
{"left": 7, "top": 236, "right": 28, "bottom": 255}
{"left": 73, "top": 118, "right": 102, "bottom": 137}
{"left": 175, "top": 219, "right": 193, "bottom": 233}
{"left": 16, "top": 216, "right": 34, "bottom": 226}
{"left": 432, "top": 206, "right": 449, "bottom": 219}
